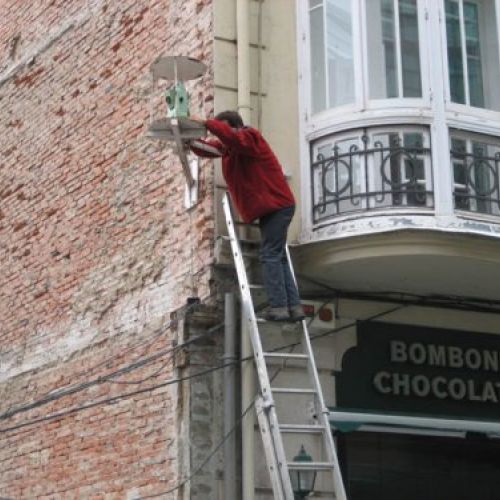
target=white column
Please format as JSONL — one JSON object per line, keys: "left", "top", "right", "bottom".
{"left": 427, "top": 0, "right": 454, "bottom": 216}
{"left": 237, "top": 0, "right": 252, "bottom": 124}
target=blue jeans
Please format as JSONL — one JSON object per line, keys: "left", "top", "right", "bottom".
{"left": 259, "top": 206, "right": 301, "bottom": 308}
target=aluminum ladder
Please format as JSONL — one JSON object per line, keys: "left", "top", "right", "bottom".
{"left": 222, "top": 193, "right": 347, "bottom": 500}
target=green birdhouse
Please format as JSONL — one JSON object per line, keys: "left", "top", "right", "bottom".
{"left": 165, "top": 82, "right": 190, "bottom": 118}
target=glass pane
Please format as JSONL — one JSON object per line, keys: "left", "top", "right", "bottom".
{"left": 383, "top": 0, "right": 398, "bottom": 97}
{"left": 403, "top": 133, "right": 426, "bottom": 205}
{"left": 339, "top": 431, "right": 500, "bottom": 500}
{"left": 450, "top": 132, "right": 500, "bottom": 215}
{"left": 400, "top": 0, "right": 422, "bottom": 97}
{"left": 451, "top": 137, "right": 470, "bottom": 210}
{"left": 312, "top": 135, "right": 362, "bottom": 217}
{"left": 464, "top": 2, "right": 485, "bottom": 107}
{"left": 445, "top": 0, "right": 466, "bottom": 104}
{"left": 472, "top": 141, "right": 492, "bottom": 212}
{"left": 367, "top": 0, "right": 422, "bottom": 99}
{"left": 367, "top": 0, "right": 398, "bottom": 99}
{"left": 472, "top": 0, "right": 500, "bottom": 111}
{"left": 310, "top": 4, "right": 327, "bottom": 113}
{"left": 326, "top": 0, "right": 355, "bottom": 107}
{"left": 446, "top": 0, "right": 500, "bottom": 110}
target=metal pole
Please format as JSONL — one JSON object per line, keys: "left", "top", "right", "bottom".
{"left": 224, "top": 293, "right": 237, "bottom": 500}
{"left": 237, "top": 0, "right": 252, "bottom": 124}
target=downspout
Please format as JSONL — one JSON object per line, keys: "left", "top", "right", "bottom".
{"left": 257, "top": 0, "right": 264, "bottom": 130}
{"left": 236, "top": 3, "right": 254, "bottom": 498}
{"left": 237, "top": 0, "right": 252, "bottom": 124}
{"left": 223, "top": 293, "right": 237, "bottom": 500}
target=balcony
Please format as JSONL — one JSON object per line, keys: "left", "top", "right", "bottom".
{"left": 310, "top": 125, "right": 500, "bottom": 225}
{"left": 294, "top": 126, "right": 500, "bottom": 302}
{"left": 311, "top": 125, "right": 433, "bottom": 224}
{"left": 451, "top": 130, "right": 500, "bottom": 218}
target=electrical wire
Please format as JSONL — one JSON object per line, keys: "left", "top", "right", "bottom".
{"left": 106, "top": 351, "right": 177, "bottom": 385}
{"left": 0, "top": 302, "right": 404, "bottom": 437}
{"left": 0, "top": 290, "right": 212, "bottom": 422}
{"left": 40, "top": 299, "right": 207, "bottom": 393}
{"left": 0, "top": 322, "right": 224, "bottom": 423}
{"left": 0, "top": 357, "right": 239, "bottom": 435}
{"left": 0, "top": 301, "right": 407, "bottom": 500}
{"left": 296, "top": 272, "right": 500, "bottom": 314}
{"left": 133, "top": 302, "right": 370, "bottom": 499}
{"left": 136, "top": 396, "right": 260, "bottom": 499}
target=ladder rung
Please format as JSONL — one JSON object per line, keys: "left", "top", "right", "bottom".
{"left": 272, "top": 388, "right": 316, "bottom": 395}
{"left": 242, "top": 252, "right": 259, "bottom": 260}
{"left": 287, "top": 461, "right": 335, "bottom": 471}
{"left": 280, "top": 424, "right": 324, "bottom": 434}
{"left": 249, "top": 284, "right": 265, "bottom": 289}
{"left": 220, "top": 235, "right": 260, "bottom": 245}
{"left": 234, "top": 221, "right": 260, "bottom": 227}
{"left": 263, "top": 352, "right": 308, "bottom": 361}
{"left": 223, "top": 193, "right": 347, "bottom": 500}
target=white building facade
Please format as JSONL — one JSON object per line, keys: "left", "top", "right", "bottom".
{"left": 213, "top": 1, "right": 500, "bottom": 498}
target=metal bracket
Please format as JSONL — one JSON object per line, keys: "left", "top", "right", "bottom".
{"left": 171, "top": 117, "right": 195, "bottom": 186}
{"left": 184, "top": 157, "right": 198, "bottom": 209}
{"left": 146, "top": 55, "right": 207, "bottom": 205}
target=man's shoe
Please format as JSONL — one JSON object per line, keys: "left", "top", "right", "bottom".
{"left": 289, "top": 304, "right": 306, "bottom": 322}
{"left": 263, "top": 306, "right": 290, "bottom": 322}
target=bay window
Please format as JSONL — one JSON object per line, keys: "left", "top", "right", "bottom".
{"left": 445, "top": 0, "right": 500, "bottom": 111}
{"left": 303, "top": 0, "right": 500, "bottom": 225}
{"left": 308, "top": 0, "right": 424, "bottom": 112}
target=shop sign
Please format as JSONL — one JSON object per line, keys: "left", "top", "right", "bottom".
{"left": 336, "top": 321, "right": 500, "bottom": 420}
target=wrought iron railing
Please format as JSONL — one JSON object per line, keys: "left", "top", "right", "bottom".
{"left": 451, "top": 134, "right": 500, "bottom": 216}
{"left": 311, "top": 126, "right": 434, "bottom": 223}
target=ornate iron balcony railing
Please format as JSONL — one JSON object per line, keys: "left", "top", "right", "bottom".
{"left": 311, "top": 126, "right": 434, "bottom": 224}
{"left": 451, "top": 132, "right": 500, "bottom": 216}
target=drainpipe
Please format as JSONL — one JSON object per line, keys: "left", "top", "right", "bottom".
{"left": 237, "top": 0, "right": 252, "bottom": 124}
{"left": 241, "top": 313, "right": 255, "bottom": 500}
{"left": 223, "top": 293, "right": 237, "bottom": 500}
{"left": 236, "top": 3, "right": 254, "bottom": 499}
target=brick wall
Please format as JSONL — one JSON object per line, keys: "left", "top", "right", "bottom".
{"left": 0, "top": 0, "right": 216, "bottom": 497}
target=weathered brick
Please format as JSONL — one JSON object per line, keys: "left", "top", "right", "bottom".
{"left": 0, "top": 0, "right": 216, "bottom": 498}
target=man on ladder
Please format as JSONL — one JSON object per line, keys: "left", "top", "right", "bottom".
{"left": 190, "top": 110, "right": 305, "bottom": 323}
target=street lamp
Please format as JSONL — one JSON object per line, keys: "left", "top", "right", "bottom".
{"left": 290, "top": 445, "right": 317, "bottom": 499}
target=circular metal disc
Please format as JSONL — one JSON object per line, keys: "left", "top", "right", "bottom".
{"left": 150, "top": 56, "right": 206, "bottom": 81}
{"left": 146, "top": 117, "right": 207, "bottom": 141}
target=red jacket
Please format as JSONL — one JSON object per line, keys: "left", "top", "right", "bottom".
{"left": 190, "top": 119, "right": 295, "bottom": 223}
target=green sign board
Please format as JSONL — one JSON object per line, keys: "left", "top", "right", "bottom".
{"left": 336, "top": 321, "right": 500, "bottom": 420}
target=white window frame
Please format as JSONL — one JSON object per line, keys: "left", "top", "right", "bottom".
{"left": 297, "top": 0, "right": 435, "bottom": 234}
{"left": 441, "top": 0, "right": 500, "bottom": 136}
{"left": 450, "top": 129, "right": 500, "bottom": 220}
{"left": 361, "top": 0, "right": 431, "bottom": 112}
{"left": 303, "top": 0, "right": 365, "bottom": 123}
{"left": 297, "top": 0, "right": 500, "bottom": 234}
{"left": 300, "top": 0, "right": 431, "bottom": 129}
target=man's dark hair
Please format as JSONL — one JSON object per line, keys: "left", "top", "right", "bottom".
{"left": 215, "top": 110, "right": 244, "bottom": 129}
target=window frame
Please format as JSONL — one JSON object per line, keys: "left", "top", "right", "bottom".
{"left": 450, "top": 128, "right": 500, "bottom": 220}
{"left": 361, "top": 0, "right": 431, "bottom": 112}
{"left": 301, "top": 0, "right": 431, "bottom": 125}
{"left": 297, "top": 0, "right": 500, "bottom": 232}
{"left": 441, "top": 0, "right": 500, "bottom": 125}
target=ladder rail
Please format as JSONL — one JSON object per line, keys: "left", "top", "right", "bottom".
{"left": 286, "top": 246, "right": 348, "bottom": 500}
{"left": 223, "top": 192, "right": 348, "bottom": 500}
{"left": 222, "top": 194, "right": 294, "bottom": 499}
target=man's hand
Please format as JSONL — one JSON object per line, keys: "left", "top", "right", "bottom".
{"left": 189, "top": 115, "right": 207, "bottom": 125}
